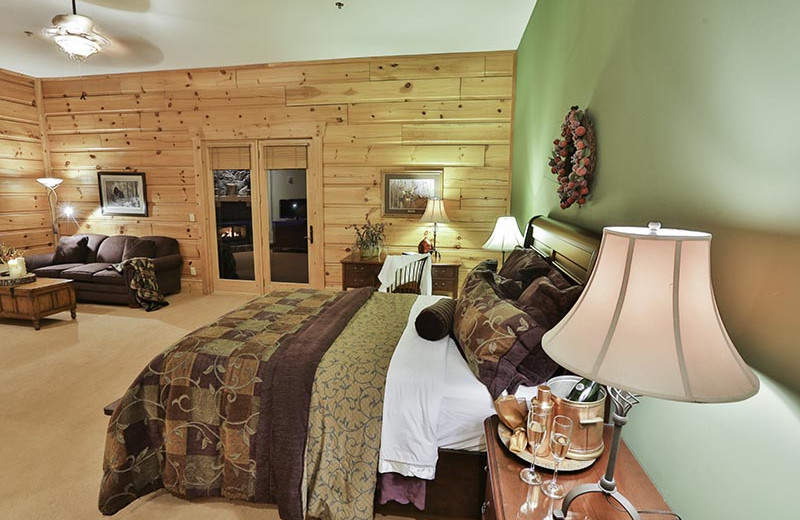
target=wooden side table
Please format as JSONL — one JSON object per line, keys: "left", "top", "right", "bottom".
{"left": 0, "top": 278, "right": 77, "bottom": 330}
{"left": 483, "top": 415, "right": 670, "bottom": 520}
{"left": 340, "top": 254, "right": 462, "bottom": 298}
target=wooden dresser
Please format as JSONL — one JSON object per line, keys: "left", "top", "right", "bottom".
{"left": 340, "top": 254, "right": 461, "bottom": 298}
{"left": 483, "top": 415, "right": 671, "bottom": 520}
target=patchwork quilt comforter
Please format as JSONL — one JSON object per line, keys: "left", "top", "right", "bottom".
{"left": 99, "top": 287, "right": 416, "bottom": 520}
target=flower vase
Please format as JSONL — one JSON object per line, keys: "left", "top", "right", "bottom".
{"left": 359, "top": 245, "right": 381, "bottom": 259}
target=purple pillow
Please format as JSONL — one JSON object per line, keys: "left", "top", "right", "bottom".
{"left": 498, "top": 248, "right": 551, "bottom": 285}
{"left": 518, "top": 277, "right": 583, "bottom": 327}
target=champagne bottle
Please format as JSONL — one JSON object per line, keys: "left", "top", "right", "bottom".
{"left": 567, "top": 377, "right": 601, "bottom": 402}
{"left": 534, "top": 386, "right": 554, "bottom": 458}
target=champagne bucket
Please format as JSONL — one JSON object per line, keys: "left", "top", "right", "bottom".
{"left": 547, "top": 375, "right": 606, "bottom": 461}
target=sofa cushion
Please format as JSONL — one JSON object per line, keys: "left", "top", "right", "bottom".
{"left": 33, "top": 263, "right": 84, "bottom": 279}
{"left": 96, "top": 236, "right": 137, "bottom": 264}
{"left": 92, "top": 268, "right": 127, "bottom": 286}
{"left": 140, "top": 236, "right": 180, "bottom": 257}
{"left": 83, "top": 234, "right": 108, "bottom": 263}
{"left": 60, "top": 263, "right": 114, "bottom": 283}
{"left": 122, "top": 239, "right": 156, "bottom": 261}
{"left": 53, "top": 236, "right": 89, "bottom": 264}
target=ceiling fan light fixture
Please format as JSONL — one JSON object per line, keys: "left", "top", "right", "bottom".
{"left": 43, "top": 13, "right": 109, "bottom": 61}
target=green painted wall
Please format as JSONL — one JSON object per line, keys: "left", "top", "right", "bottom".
{"left": 512, "top": 1, "right": 800, "bottom": 519}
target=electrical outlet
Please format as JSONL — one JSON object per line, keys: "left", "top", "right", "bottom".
{"left": 190, "top": 267, "right": 197, "bottom": 276}
{"left": 188, "top": 213, "right": 196, "bottom": 222}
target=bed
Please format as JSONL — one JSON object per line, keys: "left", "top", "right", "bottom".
{"left": 99, "top": 216, "right": 600, "bottom": 519}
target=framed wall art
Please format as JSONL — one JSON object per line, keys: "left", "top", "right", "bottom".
{"left": 382, "top": 170, "right": 442, "bottom": 216}
{"left": 97, "top": 172, "right": 148, "bottom": 216}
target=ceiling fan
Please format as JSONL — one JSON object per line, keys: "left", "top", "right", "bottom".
{"left": 43, "top": 0, "right": 110, "bottom": 61}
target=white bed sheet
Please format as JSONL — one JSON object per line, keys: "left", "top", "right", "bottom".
{"left": 435, "top": 341, "right": 539, "bottom": 452}
{"left": 379, "top": 295, "right": 540, "bottom": 480}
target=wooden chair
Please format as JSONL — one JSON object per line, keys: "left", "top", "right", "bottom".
{"left": 385, "top": 255, "right": 430, "bottom": 294}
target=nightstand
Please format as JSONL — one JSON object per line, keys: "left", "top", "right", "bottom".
{"left": 483, "top": 415, "right": 671, "bottom": 520}
{"left": 340, "top": 255, "right": 461, "bottom": 297}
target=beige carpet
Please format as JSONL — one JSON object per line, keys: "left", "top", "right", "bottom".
{"left": 0, "top": 292, "right": 434, "bottom": 520}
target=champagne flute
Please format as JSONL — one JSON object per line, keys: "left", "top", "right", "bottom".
{"left": 519, "top": 403, "right": 548, "bottom": 485}
{"left": 542, "top": 415, "right": 573, "bottom": 520}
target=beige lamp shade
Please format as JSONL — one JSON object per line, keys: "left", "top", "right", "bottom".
{"left": 419, "top": 198, "right": 450, "bottom": 223}
{"left": 482, "top": 216, "right": 524, "bottom": 252}
{"left": 542, "top": 223, "right": 759, "bottom": 403}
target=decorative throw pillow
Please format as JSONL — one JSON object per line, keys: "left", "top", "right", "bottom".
{"left": 415, "top": 298, "right": 457, "bottom": 341}
{"left": 517, "top": 276, "right": 583, "bottom": 328}
{"left": 496, "top": 276, "right": 525, "bottom": 300}
{"left": 475, "top": 258, "right": 499, "bottom": 273}
{"left": 453, "top": 268, "right": 558, "bottom": 399}
{"left": 122, "top": 239, "right": 156, "bottom": 261}
{"left": 545, "top": 267, "right": 573, "bottom": 290}
{"left": 498, "top": 248, "right": 550, "bottom": 285}
{"left": 53, "top": 235, "right": 89, "bottom": 264}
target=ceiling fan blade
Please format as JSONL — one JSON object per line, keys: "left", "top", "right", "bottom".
{"left": 79, "top": 0, "right": 151, "bottom": 13}
{"left": 86, "top": 35, "right": 164, "bottom": 66}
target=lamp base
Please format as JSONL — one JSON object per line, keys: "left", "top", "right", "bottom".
{"left": 553, "top": 482, "right": 641, "bottom": 520}
{"left": 553, "top": 388, "right": 641, "bottom": 520}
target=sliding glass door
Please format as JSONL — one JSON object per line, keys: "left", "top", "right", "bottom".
{"left": 205, "top": 139, "right": 321, "bottom": 293}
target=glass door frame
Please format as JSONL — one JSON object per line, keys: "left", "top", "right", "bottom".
{"left": 203, "top": 140, "right": 264, "bottom": 294}
{"left": 258, "top": 138, "right": 323, "bottom": 292}
{"left": 201, "top": 137, "right": 324, "bottom": 294}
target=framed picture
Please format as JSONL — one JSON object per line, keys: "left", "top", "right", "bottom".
{"left": 382, "top": 170, "right": 442, "bottom": 216}
{"left": 97, "top": 172, "right": 148, "bottom": 216}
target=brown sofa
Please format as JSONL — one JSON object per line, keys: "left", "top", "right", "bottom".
{"left": 24, "top": 234, "right": 183, "bottom": 306}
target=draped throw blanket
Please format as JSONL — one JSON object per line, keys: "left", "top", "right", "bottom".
{"left": 99, "top": 287, "right": 374, "bottom": 516}
{"left": 122, "top": 257, "right": 168, "bottom": 311}
{"left": 304, "top": 292, "right": 416, "bottom": 520}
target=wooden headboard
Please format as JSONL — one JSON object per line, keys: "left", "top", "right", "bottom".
{"left": 523, "top": 216, "right": 601, "bottom": 284}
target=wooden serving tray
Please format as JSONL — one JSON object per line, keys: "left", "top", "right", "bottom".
{"left": 0, "top": 273, "right": 36, "bottom": 286}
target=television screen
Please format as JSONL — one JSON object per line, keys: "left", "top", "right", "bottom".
{"left": 279, "top": 198, "right": 307, "bottom": 219}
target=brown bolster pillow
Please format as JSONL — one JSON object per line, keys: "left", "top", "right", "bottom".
{"left": 415, "top": 298, "right": 457, "bottom": 341}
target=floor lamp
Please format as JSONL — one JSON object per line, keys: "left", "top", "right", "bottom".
{"left": 419, "top": 198, "right": 450, "bottom": 260}
{"left": 543, "top": 222, "right": 759, "bottom": 520}
{"left": 37, "top": 177, "right": 64, "bottom": 243}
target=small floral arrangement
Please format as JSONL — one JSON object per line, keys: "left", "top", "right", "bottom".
{"left": 0, "top": 243, "right": 20, "bottom": 265}
{"left": 346, "top": 215, "right": 388, "bottom": 253}
{"left": 548, "top": 106, "right": 596, "bottom": 209}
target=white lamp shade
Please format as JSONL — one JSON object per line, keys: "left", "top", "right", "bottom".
{"left": 542, "top": 224, "right": 759, "bottom": 403}
{"left": 36, "top": 177, "right": 64, "bottom": 189}
{"left": 419, "top": 198, "right": 450, "bottom": 223}
{"left": 482, "top": 216, "right": 524, "bottom": 252}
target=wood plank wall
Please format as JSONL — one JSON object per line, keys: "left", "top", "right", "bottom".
{"left": 0, "top": 70, "right": 52, "bottom": 255}
{"left": 34, "top": 51, "right": 515, "bottom": 291}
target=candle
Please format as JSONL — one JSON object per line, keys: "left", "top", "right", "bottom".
{"left": 8, "top": 257, "right": 26, "bottom": 278}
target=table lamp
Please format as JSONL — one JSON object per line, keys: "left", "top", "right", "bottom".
{"left": 543, "top": 222, "right": 759, "bottom": 520}
{"left": 36, "top": 177, "right": 64, "bottom": 240}
{"left": 482, "top": 216, "right": 524, "bottom": 263}
{"left": 419, "top": 198, "right": 450, "bottom": 260}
